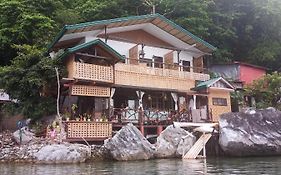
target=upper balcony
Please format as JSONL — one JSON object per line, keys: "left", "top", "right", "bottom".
{"left": 66, "top": 58, "right": 114, "bottom": 84}
{"left": 114, "top": 58, "right": 210, "bottom": 92}
{"left": 73, "top": 62, "right": 114, "bottom": 83}
{"left": 63, "top": 39, "right": 210, "bottom": 92}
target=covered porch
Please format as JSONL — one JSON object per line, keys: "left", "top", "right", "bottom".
{"left": 110, "top": 87, "right": 212, "bottom": 130}
{"left": 60, "top": 86, "right": 212, "bottom": 141}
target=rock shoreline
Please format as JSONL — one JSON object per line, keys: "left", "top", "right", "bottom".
{"left": 2, "top": 107, "right": 280, "bottom": 163}
{"left": 0, "top": 131, "right": 91, "bottom": 163}
{"left": 0, "top": 123, "right": 195, "bottom": 163}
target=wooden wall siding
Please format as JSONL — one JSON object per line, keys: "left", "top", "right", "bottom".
{"left": 208, "top": 89, "right": 231, "bottom": 122}
{"left": 66, "top": 55, "right": 75, "bottom": 78}
{"left": 129, "top": 45, "right": 139, "bottom": 65}
{"left": 100, "top": 29, "right": 173, "bottom": 48}
{"left": 193, "top": 56, "right": 204, "bottom": 73}
{"left": 73, "top": 62, "right": 113, "bottom": 83}
{"left": 164, "top": 51, "right": 177, "bottom": 70}
{"left": 115, "top": 63, "right": 210, "bottom": 91}
{"left": 71, "top": 85, "right": 110, "bottom": 97}
{"left": 67, "top": 122, "right": 112, "bottom": 138}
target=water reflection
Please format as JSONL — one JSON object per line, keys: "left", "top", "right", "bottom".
{"left": 1, "top": 157, "right": 281, "bottom": 175}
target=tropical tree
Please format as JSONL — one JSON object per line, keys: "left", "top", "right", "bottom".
{"left": 0, "top": 45, "right": 61, "bottom": 119}
{"left": 245, "top": 72, "right": 281, "bottom": 110}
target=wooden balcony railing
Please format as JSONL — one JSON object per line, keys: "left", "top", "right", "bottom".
{"left": 115, "top": 61, "right": 210, "bottom": 91}
{"left": 110, "top": 107, "right": 211, "bottom": 124}
{"left": 73, "top": 62, "right": 113, "bottom": 83}
{"left": 66, "top": 121, "right": 112, "bottom": 141}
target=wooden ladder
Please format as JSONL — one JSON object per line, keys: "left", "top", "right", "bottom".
{"left": 183, "top": 133, "right": 212, "bottom": 159}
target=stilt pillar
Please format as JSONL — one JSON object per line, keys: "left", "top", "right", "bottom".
{"left": 138, "top": 108, "right": 144, "bottom": 135}
{"left": 157, "top": 125, "right": 163, "bottom": 135}
{"left": 140, "top": 124, "right": 144, "bottom": 135}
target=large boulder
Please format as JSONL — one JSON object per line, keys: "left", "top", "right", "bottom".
{"left": 219, "top": 107, "right": 281, "bottom": 156}
{"left": 155, "top": 125, "right": 195, "bottom": 158}
{"left": 104, "top": 123, "right": 155, "bottom": 161}
{"left": 89, "top": 145, "right": 112, "bottom": 161}
{"left": 34, "top": 143, "right": 90, "bottom": 163}
{"left": 13, "top": 127, "right": 35, "bottom": 145}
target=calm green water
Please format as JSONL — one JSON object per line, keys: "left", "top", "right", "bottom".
{"left": 1, "top": 157, "right": 281, "bottom": 175}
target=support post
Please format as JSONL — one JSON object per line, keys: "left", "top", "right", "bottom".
{"left": 140, "top": 122, "right": 144, "bottom": 135}
{"left": 157, "top": 125, "right": 163, "bottom": 135}
{"left": 136, "top": 91, "right": 145, "bottom": 135}
{"left": 138, "top": 108, "right": 144, "bottom": 135}
{"left": 193, "top": 95, "right": 197, "bottom": 109}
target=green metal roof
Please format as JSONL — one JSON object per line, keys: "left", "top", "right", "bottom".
{"left": 155, "top": 14, "right": 216, "bottom": 51}
{"left": 192, "top": 77, "right": 234, "bottom": 91}
{"left": 48, "top": 13, "right": 216, "bottom": 52}
{"left": 59, "top": 39, "right": 125, "bottom": 61}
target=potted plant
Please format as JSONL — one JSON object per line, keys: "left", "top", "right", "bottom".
{"left": 71, "top": 104, "right": 78, "bottom": 119}
{"left": 64, "top": 109, "right": 71, "bottom": 121}
{"left": 87, "top": 114, "right": 91, "bottom": 121}
{"left": 82, "top": 113, "right": 90, "bottom": 121}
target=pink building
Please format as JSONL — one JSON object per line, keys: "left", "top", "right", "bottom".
{"left": 236, "top": 62, "right": 266, "bottom": 85}
{"left": 210, "top": 61, "right": 267, "bottom": 111}
{"left": 210, "top": 61, "right": 266, "bottom": 88}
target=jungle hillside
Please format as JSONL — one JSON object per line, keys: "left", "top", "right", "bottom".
{"left": 0, "top": 0, "right": 281, "bottom": 118}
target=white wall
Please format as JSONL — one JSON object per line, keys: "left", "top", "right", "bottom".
{"left": 138, "top": 45, "right": 172, "bottom": 60}
{"left": 85, "top": 36, "right": 136, "bottom": 58}
{"left": 84, "top": 36, "right": 195, "bottom": 66}
{"left": 173, "top": 51, "right": 193, "bottom": 66}
{"left": 106, "top": 39, "right": 136, "bottom": 58}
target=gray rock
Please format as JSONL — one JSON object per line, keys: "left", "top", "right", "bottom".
{"left": 35, "top": 143, "right": 90, "bottom": 163}
{"left": 104, "top": 123, "right": 155, "bottom": 161}
{"left": 89, "top": 145, "right": 112, "bottom": 161}
{"left": 219, "top": 107, "right": 281, "bottom": 156}
{"left": 155, "top": 125, "right": 195, "bottom": 158}
{"left": 13, "top": 127, "right": 35, "bottom": 145}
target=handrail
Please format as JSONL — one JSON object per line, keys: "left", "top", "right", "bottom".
{"left": 110, "top": 107, "right": 194, "bottom": 123}
{"left": 121, "top": 57, "right": 209, "bottom": 74}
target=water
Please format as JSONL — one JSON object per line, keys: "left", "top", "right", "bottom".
{"left": 1, "top": 157, "right": 281, "bottom": 175}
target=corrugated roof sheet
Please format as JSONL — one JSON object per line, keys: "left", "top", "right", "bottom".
{"left": 48, "top": 14, "right": 216, "bottom": 53}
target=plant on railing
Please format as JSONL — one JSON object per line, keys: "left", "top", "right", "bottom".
{"left": 71, "top": 104, "right": 78, "bottom": 119}
{"left": 85, "top": 113, "right": 92, "bottom": 121}
{"left": 63, "top": 109, "right": 71, "bottom": 121}
{"left": 81, "top": 113, "right": 92, "bottom": 121}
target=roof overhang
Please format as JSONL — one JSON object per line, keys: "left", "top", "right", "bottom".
{"left": 192, "top": 77, "right": 235, "bottom": 91}
{"left": 48, "top": 14, "right": 216, "bottom": 54}
{"left": 58, "top": 39, "right": 125, "bottom": 62}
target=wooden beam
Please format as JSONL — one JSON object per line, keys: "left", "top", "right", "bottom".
{"left": 76, "top": 52, "right": 114, "bottom": 61}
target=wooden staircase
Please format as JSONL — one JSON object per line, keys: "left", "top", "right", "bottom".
{"left": 183, "top": 133, "right": 212, "bottom": 159}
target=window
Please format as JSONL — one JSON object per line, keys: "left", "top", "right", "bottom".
{"left": 212, "top": 98, "right": 227, "bottom": 106}
{"left": 153, "top": 56, "right": 163, "bottom": 68}
{"left": 182, "top": 60, "right": 190, "bottom": 72}
{"left": 139, "top": 58, "right": 152, "bottom": 67}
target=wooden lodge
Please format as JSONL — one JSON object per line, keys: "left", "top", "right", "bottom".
{"left": 48, "top": 14, "right": 234, "bottom": 142}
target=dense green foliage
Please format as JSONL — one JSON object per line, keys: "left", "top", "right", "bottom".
{"left": 0, "top": 45, "right": 61, "bottom": 119}
{"left": 246, "top": 72, "right": 281, "bottom": 110}
{"left": 0, "top": 0, "right": 280, "bottom": 117}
